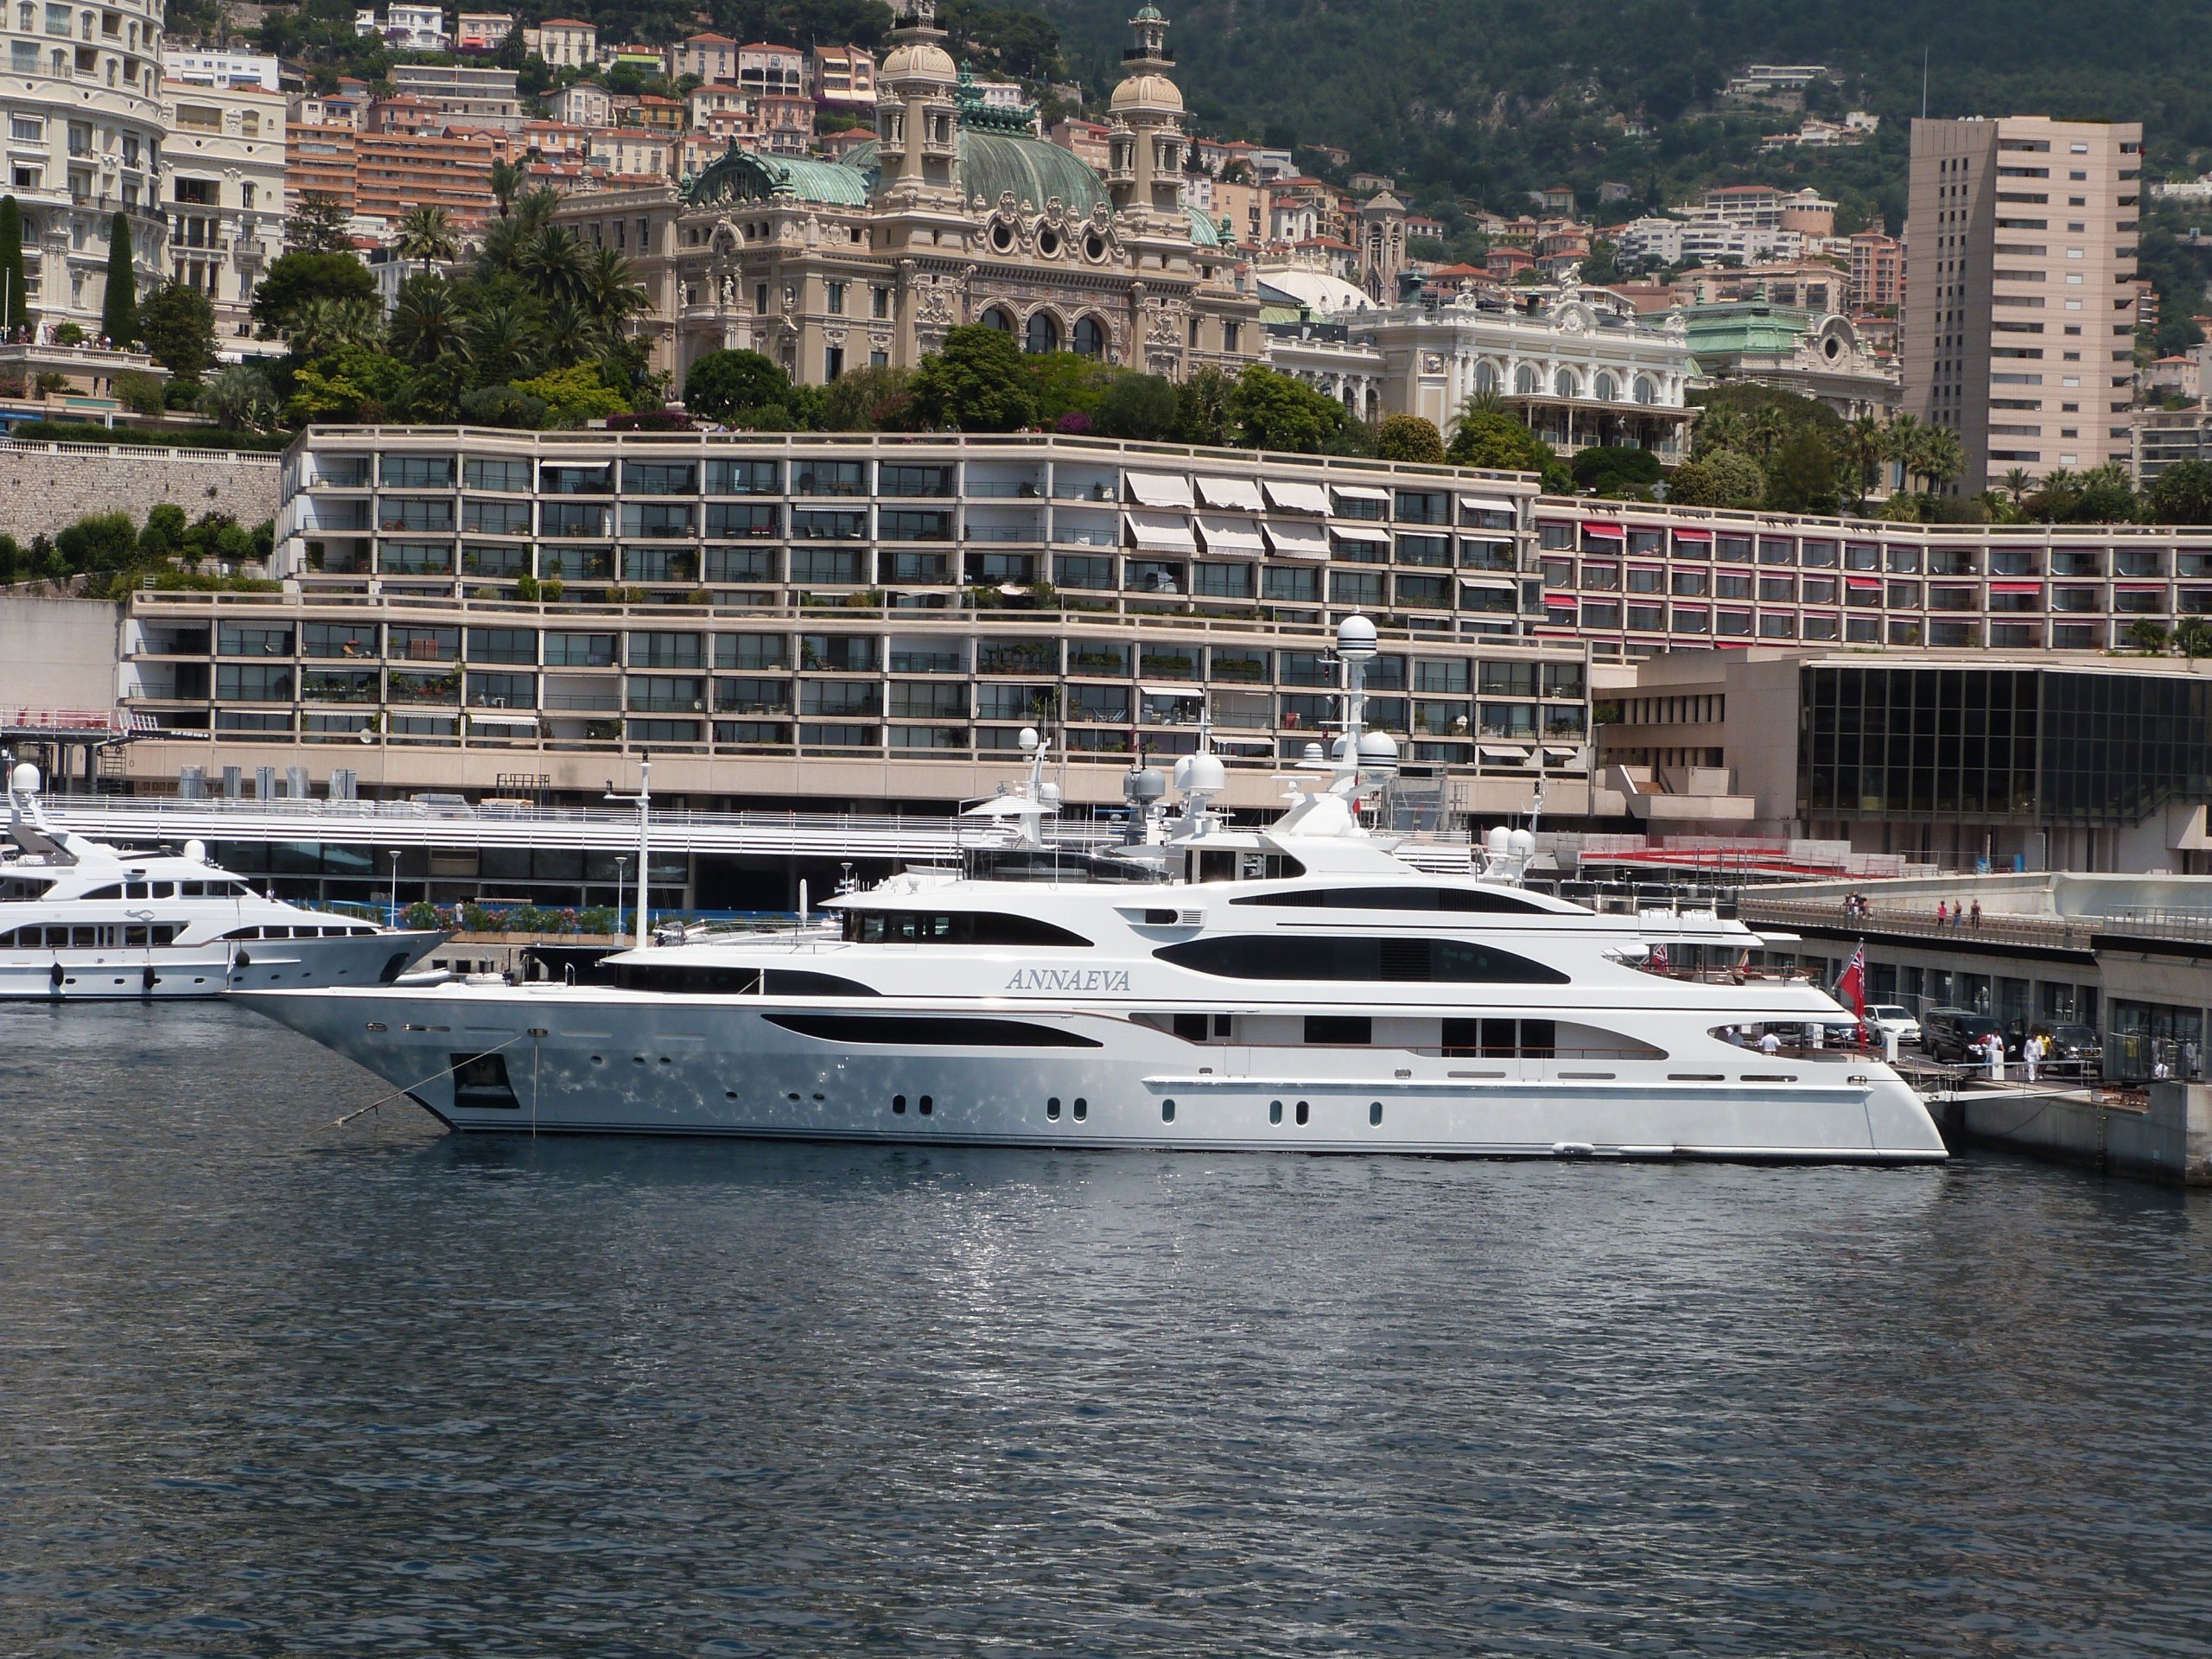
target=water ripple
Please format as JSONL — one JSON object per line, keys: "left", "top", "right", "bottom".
{"left": 1, "top": 1002, "right": 2209, "bottom": 1656}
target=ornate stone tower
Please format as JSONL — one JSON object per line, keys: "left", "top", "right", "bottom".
{"left": 1359, "top": 189, "right": 1408, "bottom": 301}
{"left": 1106, "top": 3, "right": 1187, "bottom": 227}
{"left": 874, "top": 0, "right": 961, "bottom": 209}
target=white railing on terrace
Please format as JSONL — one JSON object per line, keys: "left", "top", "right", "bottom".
{"left": 0, "top": 436, "right": 282, "bottom": 466}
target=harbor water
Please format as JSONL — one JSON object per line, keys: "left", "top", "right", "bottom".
{"left": 3, "top": 1002, "right": 2209, "bottom": 1656}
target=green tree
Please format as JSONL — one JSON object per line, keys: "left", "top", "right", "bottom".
{"left": 1446, "top": 405, "right": 1560, "bottom": 484}
{"left": 1092, "top": 372, "right": 1180, "bottom": 441}
{"left": 198, "top": 365, "right": 280, "bottom": 431}
{"left": 2128, "top": 618, "right": 2171, "bottom": 654}
{"left": 1667, "top": 454, "right": 1763, "bottom": 509}
{"left": 512, "top": 363, "right": 630, "bottom": 427}
{"left": 250, "top": 251, "right": 375, "bottom": 340}
{"left": 284, "top": 192, "right": 354, "bottom": 254}
{"left": 138, "top": 502, "right": 188, "bottom": 561}
{"left": 2066, "top": 464, "right": 2139, "bottom": 525}
{"left": 114, "top": 371, "right": 165, "bottom": 416}
{"left": 1375, "top": 414, "right": 1446, "bottom": 463}
{"left": 906, "top": 325, "right": 1038, "bottom": 433}
{"left": 2177, "top": 615, "right": 2212, "bottom": 661}
{"left": 1571, "top": 444, "right": 1662, "bottom": 498}
{"left": 1840, "top": 415, "right": 1887, "bottom": 513}
{"left": 99, "top": 213, "right": 137, "bottom": 346}
{"left": 55, "top": 511, "right": 139, "bottom": 573}
{"left": 396, "top": 204, "right": 458, "bottom": 276}
{"left": 820, "top": 362, "right": 913, "bottom": 430}
{"left": 1764, "top": 430, "right": 1840, "bottom": 513}
{"left": 2148, "top": 458, "right": 2212, "bottom": 525}
{"left": 0, "top": 195, "right": 28, "bottom": 332}
{"left": 1025, "top": 352, "right": 1116, "bottom": 427}
{"left": 137, "top": 281, "right": 218, "bottom": 385}
{"left": 683, "top": 348, "right": 792, "bottom": 421}
{"left": 1916, "top": 423, "right": 1965, "bottom": 493}
{"left": 1224, "top": 364, "right": 1344, "bottom": 453}
{"left": 1173, "top": 365, "right": 1234, "bottom": 446}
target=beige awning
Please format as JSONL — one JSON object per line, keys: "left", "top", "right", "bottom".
{"left": 1125, "top": 471, "right": 1194, "bottom": 509}
{"left": 1332, "top": 523, "right": 1391, "bottom": 544}
{"left": 1263, "top": 520, "right": 1331, "bottom": 560}
{"left": 1459, "top": 494, "right": 1518, "bottom": 518}
{"left": 1197, "top": 475, "right": 1266, "bottom": 512}
{"left": 1124, "top": 511, "right": 1197, "bottom": 554}
{"left": 1263, "top": 478, "right": 1331, "bottom": 514}
{"left": 1196, "top": 516, "right": 1265, "bottom": 556}
{"left": 1332, "top": 485, "right": 1389, "bottom": 507}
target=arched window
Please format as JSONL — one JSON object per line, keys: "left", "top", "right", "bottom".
{"left": 1592, "top": 372, "right": 1618, "bottom": 402}
{"left": 1634, "top": 374, "right": 1658, "bottom": 406}
{"left": 1513, "top": 363, "right": 1539, "bottom": 396}
{"left": 1474, "top": 360, "right": 1501, "bottom": 397}
{"left": 1554, "top": 367, "right": 1580, "bottom": 399}
{"left": 979, "top": 305, "right": 1014, "bottom": 334}
{"left": 1071, "top": 315, "right": 1105, "bottom": 358}
{"left": 1024, "top": 311, "right": 1061, "bottom": 353}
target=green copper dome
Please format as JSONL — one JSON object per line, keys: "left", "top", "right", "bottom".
{"left": 684, "top": 145, "right": 874, "bottom": 207}
{"left": 840, "top": 130, "right": 1110, "bottom": 213}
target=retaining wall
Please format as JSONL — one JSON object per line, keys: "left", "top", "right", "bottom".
{"left": 0, "top": 439, "right": 282, "bottom": 539}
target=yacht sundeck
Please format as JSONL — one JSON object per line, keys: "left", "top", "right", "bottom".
{"left": 238, "top": 620, "right": 1946, "bottom": 1164}
{"left": 1, "top": 762, "right": 442, "bottom": 1000}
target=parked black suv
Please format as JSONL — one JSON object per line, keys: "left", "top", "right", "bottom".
{"left": 1922, "top": 1007, "right": 2016, "bottom": 1065}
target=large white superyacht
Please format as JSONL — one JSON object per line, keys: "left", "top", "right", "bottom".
{"left": 239, "top": 620, "right": 1946, "bottom": 1163}
{"left": 1, "top": 761, "right": 443, "bottom": 1000}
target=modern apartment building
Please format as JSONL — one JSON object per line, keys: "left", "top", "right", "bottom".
{"left": 162, "top": 79, "right": 285, "bottom": 337}
{"left": 1848, "top": 230, "right": 1903, "bottom": 313}
{"left": 0, "top": 0, "right": 168, "bottom": 328}
{"left": 285, "top": 121, "right": 357, "bottom": 214}
{"left": 110, "top": 429, "right": 1573, "bottom": 816}
{"left": 353, "top": 130, "right": 499, "bottom": 228}
{"left": 1904, "top": 115, "right": 2144, "bottom": 493}
{"left": 165, "top": 47, "right": 280, "bottom": 90}
{"left": 385, "top": 62, "right": 524, "bottom": 130}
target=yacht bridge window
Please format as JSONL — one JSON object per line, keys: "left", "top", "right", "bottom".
{"left": 841, "top": 910, "right": 1092, "bottom": 947}
{"left": 1154, "top": 935, "right": 1568, "bottom": 983}
{"left": 1233, "top": 886, "right": 1551, "bottom": 913}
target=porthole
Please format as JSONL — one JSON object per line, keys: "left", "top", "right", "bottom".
{"left": 989, "top": 220, "right": 1014, "bottom": 252}
{"left": 1073, "top": 1096, "right": 1088, "bottom": 1121}
{"left": 589, "top": 1054, "right": 603, "bottom": 1065}
{"left": 1083, "top": 229, "right": 1107, "bottom": 262}
{"left": 658, "top": 1056, "right": 672, "bottom": 1065}
{"left": 1161, "top": 1098, "right": 1176, "bottom": 1122}
{"left": 725, "top": 1090, "right": 738, "bottom": 1100}
{"left": 919, "top": 1095, "right": 934, "bottom": 1116}
{"left": 1370, "top": 1102, "right": 1383, "bottom": 1126}
{"left": 632, "top": 1055, "right": 645, "bottom": 1066}
{"left": 1268, "top": 1099, "right": 1283, "bottom": 1125}
{"left": 1046, "top": 1096, "right": 1061, "bottom": 1120}
{"left": 1037, "top": 226, "right": 1061, "bottom": 257}
{"left": 893, "top": 1094, "right": 906, "bottom": 1115}
{"left": 1295, "top": 1101, "right": 1310, "bottom": 1126}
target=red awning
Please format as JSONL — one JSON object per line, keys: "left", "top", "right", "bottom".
{"left": 1545, "top": 593, "right": 1579, "bottom": 606}
{"left": 1672, "top": 528, "right": 1713, "bottom": 541}
{"left": 1846, "top": 577, "right": 1881, "bottom": 589}
{"left": 1989, "top": 582, "right": 2043, "bottom": 594}
{"left": 1581, "top": 523, "right": 1625, "bottom": 537}
{"left": 2117, "top": 582, "right": 2168, "bottom": 591}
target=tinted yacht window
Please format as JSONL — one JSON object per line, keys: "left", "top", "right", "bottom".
{"left": 1232, "top": 886, "right": 1549, "bottom": 913}
{"left": 1155, "top": 935, "right": 1567, "bottom": 983}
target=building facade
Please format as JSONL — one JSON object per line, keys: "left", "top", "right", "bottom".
{"left": 0, "top": 0, "right": 168, "bottom": 330}
{"left": 1904, "top": 115, "right": 2144, "bottom": 493}
{"left": 161, "top": 78, "right": 285, "bottom": 338}
{"left": 123, "top": 425, "right": 1579, "bottom": 818}
{"left": 558, "top": 2, "right": 1261, "bottom": 386}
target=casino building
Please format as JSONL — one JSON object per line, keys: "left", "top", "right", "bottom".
{"left": 556, "top": 1, "right": 1264, "bottom": 386}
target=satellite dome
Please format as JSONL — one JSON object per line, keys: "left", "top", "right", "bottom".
{"left": 9, "top": 761, "right": 39, "bottom": 795}
{"left": 1357, "top": 731, "right": 1400, "bottom": 772}
{"left": 1336, "top": 614, "right": 1378, "bottom": 658}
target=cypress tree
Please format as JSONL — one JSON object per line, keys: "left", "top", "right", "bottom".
{"left": 0, "top": 195, "right": 26, "bottom": 333}
{"left": 99, "top": 211, "right": 136, "bottom": 346}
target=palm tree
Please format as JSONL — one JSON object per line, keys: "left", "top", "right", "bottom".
{"left": 580, "top": 245, "right": 649, "bottom": 330}
{"left": 1840, "top": 414, "right": 1885, "bottom": 512}
{"left": 1918, "top": 423, "right": 1965, "bottom": 494}
{"left": 518, "top": 224, "right": 588, "bottom": 308}
{"left": 1746, "top": 404, "right": 1789, "bottom": 460}
{"left": 286, "top": 295, "right": 385, "bottom": 359}
{"left": 490, "top": 159, "right": 522, "bottom": 219}
{"left": 1883, "top": 413, "right": 1923, "bottom": 493}
{"left": 391, "top": 274, "right": 460, "bottom": 365}
{"left": 1691, "top": 403, "right": 1745, "bottom": 459}
{"left": 460, "top": 295, "right": 546, "bottom": 386}
{"left": 1999, "top": 467, "right": 2033, "bottom": 508}
{"left": 396, "top": 205, "right": 457, "bottom": 276}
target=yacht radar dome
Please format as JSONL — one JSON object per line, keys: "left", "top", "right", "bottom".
{"left": 1336, "top": 614, "right": 1379, "bottom": 659}
{"left": 183, "top": 838, "right": 207, "bottom": 863}
{"left": 1357, "top": 731, "right": 1400, "bottom": 772}
{"left": 10, "top": 761, "right": 39, "bottom": 795}
{"left": 1019, "top": 726, "right": 1040, "bottom": 753}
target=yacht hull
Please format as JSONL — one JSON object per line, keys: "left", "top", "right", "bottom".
{"left": 240, "top": 986, "right": 1949, "bottom": 1164}
{"left": 0, "top": 931, "right": 442, "bottom": 1001}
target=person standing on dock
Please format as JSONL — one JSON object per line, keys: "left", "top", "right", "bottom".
{"left": 1982, "top": 1029, "right": 2006, "bottom": 1082}
{"left": 2024, "top": 1030, "right": 2042, "bottom": 1084}
{"left": 1936, "top": 900, "right": 1948, "bottom": 930}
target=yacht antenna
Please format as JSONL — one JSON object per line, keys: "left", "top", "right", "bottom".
{"left": 605, "top": 753, "right": 652, "bottom": 949}
{"left": 1334, "top": 613, "right": 1379, "bottom": 804}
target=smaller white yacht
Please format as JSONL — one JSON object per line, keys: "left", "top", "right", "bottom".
{"left": 1, "top": 761, "right": 442, "bottom": 1001}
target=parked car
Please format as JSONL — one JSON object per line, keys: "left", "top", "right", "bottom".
{"left": 1921, "top": 1007, "right": 2016, "bottom": 1065}
{"left": 1865, "top": 1003, "right": 1922, "bottom": 1046}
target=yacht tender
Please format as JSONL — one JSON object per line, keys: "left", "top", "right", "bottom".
{"left": 1, "top": 762, "right": 443, "bottom": 1000}
{"left": 238, "top": 620, "right": 1946, "bottom": 1163}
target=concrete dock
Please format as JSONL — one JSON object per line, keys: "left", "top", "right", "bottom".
{"left": 1921, "top": 1076, "right": 2212, "bottom": 1185}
